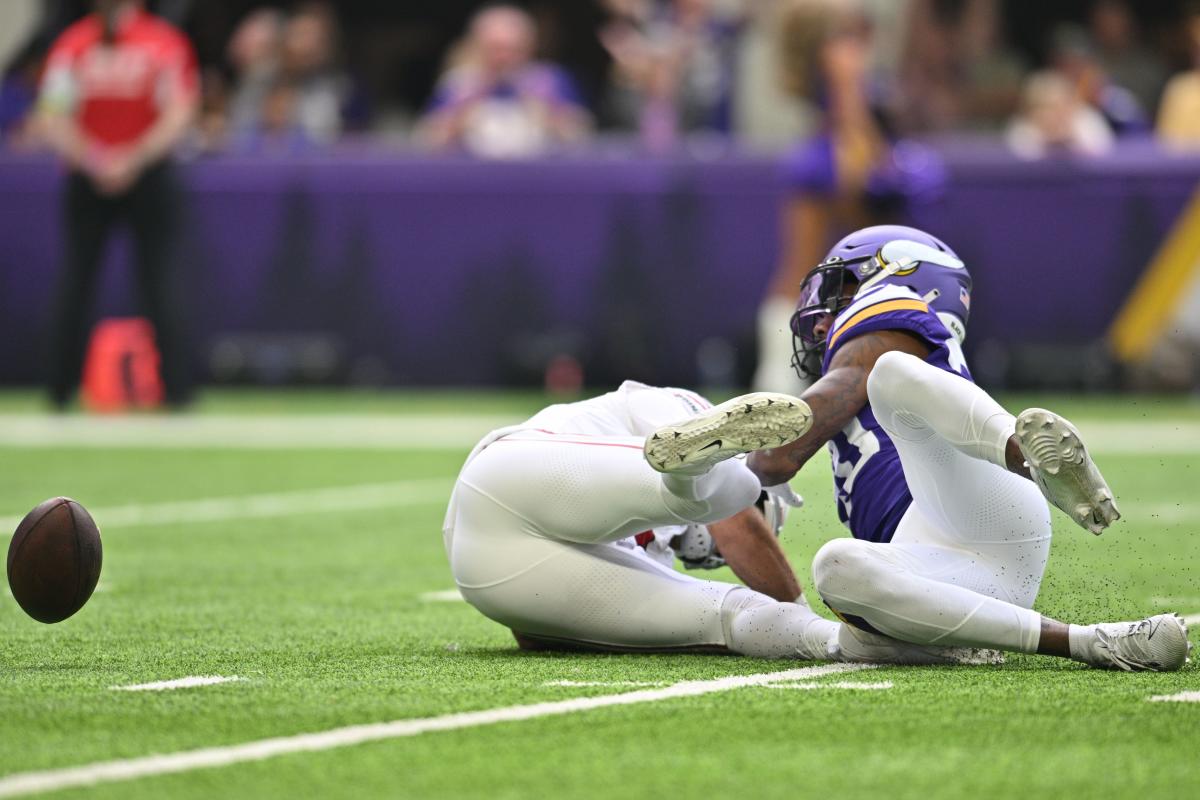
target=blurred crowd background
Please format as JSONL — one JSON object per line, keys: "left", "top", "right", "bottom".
{"left": 2, "top": 0, "right": 1200, "bottom": 409}
{"left": 3, "top": 0, "right": 1200, "bottom": 155}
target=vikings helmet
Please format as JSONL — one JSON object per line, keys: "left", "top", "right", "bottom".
{"left": 790, "top": 225, "right": 972, "bottom": 379}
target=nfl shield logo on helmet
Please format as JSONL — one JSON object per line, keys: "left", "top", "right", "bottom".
{"left": 959, "top": 286, "right": 971, "bottom": 311}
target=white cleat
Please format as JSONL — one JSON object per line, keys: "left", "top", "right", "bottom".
{"left": 644, "top": 392, "right": 813, "bottom": 476}
{"left": 1014, "top": 408, "right": 1120, "bottom": 535}
{"left": 1077, "top": 613, "right": 1191, "bottom": 672}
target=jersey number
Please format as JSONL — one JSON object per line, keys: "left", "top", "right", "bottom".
{"left": 831, "top": 418, "right": 880, "bottom": 519}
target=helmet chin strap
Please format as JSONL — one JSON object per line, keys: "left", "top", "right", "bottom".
{"left": 857, "top": 255, "right": 914, "bottom": 295}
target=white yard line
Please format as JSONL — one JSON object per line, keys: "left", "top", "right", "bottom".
{"left": 0, "top": 478, "right": 452, "bottom": 536}
{"left": 417, "top": 590, "right": 466, "bottom": 603}
{"left": 0, "top": 663, "right": 874, "bottom": 798}
{"left": 1148, "top": 691, "right": 1200, "bottom": 703}
{"left": 543, "top": 680, "right": 667, "bottom": 688}
{"left": 110, "top": 676, "right": 244, "bottom": 693}
{"left": 1181, "top": 613, "right": 1200, "bottom": 627}
{"left": 1150, "top": 597, "right": 1200, "bottom": 608}
{"left": 0, "top": 414, "right": 515, "bottom": 450}
{"left": 766, "top": 681, "right": 893, "bottom": 691}
{"left": 0, "top": 414, "right": 1196, "bottom": 453}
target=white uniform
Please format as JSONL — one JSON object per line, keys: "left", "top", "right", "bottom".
{"left": 443, "top": 381, "right": 767, "bottom": 651}
{"left": 812, "top": 352, "right": 1052, "bottom": 657}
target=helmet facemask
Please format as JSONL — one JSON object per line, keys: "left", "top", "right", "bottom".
{"left": 789, "top": 258, "right": 866, "bottom": 380}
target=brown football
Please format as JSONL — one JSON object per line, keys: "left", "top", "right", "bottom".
{"left": 7, "top": 497, "right": 103, "bottom": 624}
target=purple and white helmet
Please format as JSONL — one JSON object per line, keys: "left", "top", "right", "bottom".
{"left": 790, "top": 225, "right": 972, "bottom": 378}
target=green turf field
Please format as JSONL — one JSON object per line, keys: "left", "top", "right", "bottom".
{"left": 1, "top": 390, "right": 1198, "bottom": 799}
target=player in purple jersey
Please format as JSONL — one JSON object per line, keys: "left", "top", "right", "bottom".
{"left": 644, "top": 224, "right": 1190, "bottom": 671}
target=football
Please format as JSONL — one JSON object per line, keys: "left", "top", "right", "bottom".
{"left": 7, "top": 497, "right": 103, "bottom": 624}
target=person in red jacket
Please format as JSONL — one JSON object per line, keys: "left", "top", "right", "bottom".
{"left": 38, "top": 0, "right": 198, "bottom": 409}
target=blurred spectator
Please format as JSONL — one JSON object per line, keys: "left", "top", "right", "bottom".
{"left": 417, "top": 5, "right": 591, "bottom": 159}
{"left": 1005, "top": 71, "right": 1114, "bottom": 160}
{"left": 1157, "top": 5, "right": 1200, "bottom": 149}
{"left": 1051, "top": 24, "right": 1149, "bottom": 137}
{"left": 224, "top": 8, "right": 284, "bottom": 142}
{"left": 225, "top": 3, "right": 346, "bottom": 148}
{"left": 37, "top": 0, "right": 198, "bottom": 409}
{"left": 752, "top": 0, "right": 944, "bottom": 394}
{"left": 898, "top": 0, "right": 1025, "bottom": 132}
{"left": 599, "top": 0, "right": 740, "bottom": 149}
{"left": 1089, "top": 0, "right": 1166, "bottom": 117}
{"left": 0, "top": 40, "right": 45, "bottom": 144}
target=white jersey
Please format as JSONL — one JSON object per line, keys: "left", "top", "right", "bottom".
{"left": 443, "top": 381, "right": 714, "bottom": 563}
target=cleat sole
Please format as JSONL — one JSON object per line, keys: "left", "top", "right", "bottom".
{"left": 1016, "top": 408, "right": 1120, "bottom": 535}
{"left": 644, "top": 392, "right": 813, "bottom": 475}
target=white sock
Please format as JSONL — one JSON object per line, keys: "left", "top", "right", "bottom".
{"left": 722, "top": 588, "right": 839, "bottom": 660}
{"left": 813, "top": 539, "right": 1042, "bottom": 653}
{"left": 660, "top": 459, "right": 761, "bottom": 524}
{"left": 1068, "top": 624, "right": 1098, "bottom": 663}
{"left": 867, "top": 351, "right": 1014, "bottom": 469}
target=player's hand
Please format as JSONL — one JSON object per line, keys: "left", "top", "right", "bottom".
{"left": 91, "top": 151, "right": 142, "bottom": 196}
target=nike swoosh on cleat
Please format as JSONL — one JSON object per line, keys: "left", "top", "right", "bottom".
{"left": 698, "top": 440, "right": 723, "bottom": 452}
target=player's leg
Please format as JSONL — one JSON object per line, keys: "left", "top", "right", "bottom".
{"left": 457, "top": 430, "right": 763, "bottom": 547}
{"left": 47, "top": 174, "right": 114, "bottom": 408}
{"left": 814, "top": 502, "right": 1046, "bottom": 653}
{"left": 860, "top": 352, "right": 1189, "bottom": 667}
{"left": 450, "top": 479, "right": 834, "bottom": 657}
{"left": 128, "top": 164, "right": 192, "bottom": 407}
{"left": 812, "top": 527, "right": 1190, "bottom": 670}
{"left": 867, "top": 350, "right": 1118, "bottom": 533}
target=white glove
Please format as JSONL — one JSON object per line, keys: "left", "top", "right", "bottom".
{"left": 759, "top": 483, "right": 803, "bottom": 536}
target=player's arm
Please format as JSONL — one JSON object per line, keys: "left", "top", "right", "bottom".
{"left": 36, "top": 51, "right": 90, "bottom": 170}
{"left": 124, "top": 45, "right": 199, "bottom": 173}
{"left": 749, "top": 329, "right": 931, "bottom": 486}
{"left": 707, "top": 506, "right": 802, "bottom": 603}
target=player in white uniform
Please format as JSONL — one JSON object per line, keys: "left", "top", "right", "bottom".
{"left": 444, "top": 381, "right": 843, "bottom": 657}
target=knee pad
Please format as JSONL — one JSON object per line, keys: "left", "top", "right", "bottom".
{"left": 811, "top": 538, "right": 866, "bottom": 592}
{"left": 811, "top": 538, "right": 896, "bottom": 604}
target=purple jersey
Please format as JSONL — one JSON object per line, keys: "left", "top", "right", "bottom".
{"left": 820, "top": 283, "right": 971, "bottom": 543}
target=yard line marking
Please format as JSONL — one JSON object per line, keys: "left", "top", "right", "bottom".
{"left": 0, "top": 413, "right": 1197, "bottom": 454}
{"left": 0, "top": 663, "right": 874, "bottom": 798}
{"left": 1181, "top": 613, "right": 1200, "bottom": 627}
{"left": 766, "top": 681, "right": 893, "bottom": 691}
{"left": 0, "top": 414, "right": 516, "bottom": 450}
{"left": 0, "top": 478, "right": 452, "bottom": 536}
{"left": 543, "top": 680, "right": 667, "bottom": 688}
{"left": 111, "top": 676, "right": 244, "bottom": 693}
{"left": 417, "top": 590, "right": 465, "bottom": 603}
{"left": 1150, "top": 597, "right": 1200, "bottom": 608}
{"left": 1148, "top": 691, "right": 1200, "bottom": 703}
{"left": 1128, "top": 504, "right": 1200, "bottom": 523}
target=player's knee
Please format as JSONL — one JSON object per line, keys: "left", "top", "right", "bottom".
{"left": 866, "top": 350, "right": 921, "bottom": 408}
{"left": 811, "top": 538, "right": 888, "bottom": 602}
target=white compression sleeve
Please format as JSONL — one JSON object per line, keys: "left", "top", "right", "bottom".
{"left": 813, "top": 539, "right": 1042, "bottom": 653}
{"left": 660, "top": 459, "right": 761, "bottom": 524}
{"left": 867, "top": 351, "right": 1014, "bottom": 469}
{"left": 721, "top": 588, "right": 839, "bottom": 660}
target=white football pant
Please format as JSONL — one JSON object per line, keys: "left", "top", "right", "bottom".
{"left": 445, "top": 384, "right": 835, "bottom": 657}
{"left": 812, "top": 352, "right": 1052, "bottom": 657}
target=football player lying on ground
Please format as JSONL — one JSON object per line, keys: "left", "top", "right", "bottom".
{"left": 648, "top": 224, "right": 1190, "bottom": 671}
{"left": 444, "top": 380, "right": 858, "bottom": 659}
